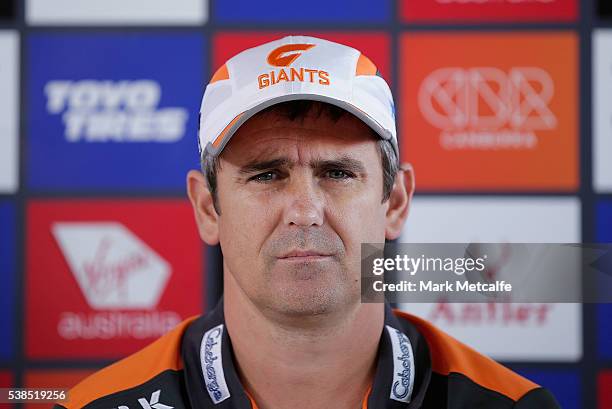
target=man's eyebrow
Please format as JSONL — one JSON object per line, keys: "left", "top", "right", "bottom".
{"left": 238, "top": 158, "right": 293, "bottom": 174}
{"left": 311, "top": 156, "right": 367, "bottom": 174}
{"left": 237, "top": 155, "right": 368, "bottom": 175}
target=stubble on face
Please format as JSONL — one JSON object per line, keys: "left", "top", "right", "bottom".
{"left": 259, "top": 225, "right": 357, "bottom": 317}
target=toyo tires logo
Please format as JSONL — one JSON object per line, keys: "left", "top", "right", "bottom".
{"left": 44, "top": 80, "right": 188, "bottom": 143}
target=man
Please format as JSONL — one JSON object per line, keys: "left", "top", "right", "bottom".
{"left": 57, "top": 36, "right": 560, "bottom": 409}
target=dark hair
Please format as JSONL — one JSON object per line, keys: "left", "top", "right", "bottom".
{"left": 201, "top": 101, "right": 399, "bottom": 214}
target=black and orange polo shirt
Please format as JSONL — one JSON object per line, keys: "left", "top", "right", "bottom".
{"left": 55, "top": 300, "right": 560, "bottom": 409}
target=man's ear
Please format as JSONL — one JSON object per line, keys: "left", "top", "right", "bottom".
{"left": 187, "top": 169, "right": 220, "bottom": 245}
{"left": 385, "top": 163, "right": 415, "bottom": 240}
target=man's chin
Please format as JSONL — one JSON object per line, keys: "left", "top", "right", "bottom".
{"left": 262, "top": 284, "right": 359, "bottom": 319}
{"left": 272, "top": 258, "right": 337, "bottom": 281}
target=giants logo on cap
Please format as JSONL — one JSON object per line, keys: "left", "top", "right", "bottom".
{"left": 267, "top": 43, "right": 315, "bottom": 67}
{"left": 258, "top": 43, "right": 330, "bottom": 90}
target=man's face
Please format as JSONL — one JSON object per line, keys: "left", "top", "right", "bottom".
{"left": 215, "top": 109, "right": 390, "bottom": 316}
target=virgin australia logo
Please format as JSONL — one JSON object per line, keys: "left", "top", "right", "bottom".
{"left": 200, "top": 324, "right": 230, "bottom": 404}
{"left": 52, "top": 222, "right": 171, "bottom": 310}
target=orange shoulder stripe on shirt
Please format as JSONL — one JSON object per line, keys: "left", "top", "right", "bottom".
{"left": 244, "top": 387, "right": 260, "bottom": 409}
{"left": 361, "top": 385, "right": 372, "bottom": 409}
{"left": 393, "top": 309, "right": 538, "bottom": 402}
{"left": 63, "top": 316, "right": 199, "bottom": 409}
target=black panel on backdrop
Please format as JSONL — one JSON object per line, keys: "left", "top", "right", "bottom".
{"left": 0, "top": 0, "right": 15, "bottom": 20}
{"left": 600, "top": 0, "right": 612, "bottom": 18}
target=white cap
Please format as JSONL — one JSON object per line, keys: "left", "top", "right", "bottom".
{"left": 198, "top": 35, "right": 398, "bottom": 159}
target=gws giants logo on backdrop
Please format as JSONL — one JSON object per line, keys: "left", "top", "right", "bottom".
{"left": 258, "top": 43, "right": 329, "bottom": 89}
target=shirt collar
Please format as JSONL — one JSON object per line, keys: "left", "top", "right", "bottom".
{"left": 367, "top": 303, "right": 432, "bottom": 409}
{"left": 181, "top": 299, "right": 431, "bottom": 409}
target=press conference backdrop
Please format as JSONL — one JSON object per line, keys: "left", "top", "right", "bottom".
{"left": 0, "top": 0, "right": 610, "bottom": 408}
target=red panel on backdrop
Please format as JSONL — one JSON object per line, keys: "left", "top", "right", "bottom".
{"left": 400, "top": 0, "right": 577, "bottom": 23}
{"left": 24, "top": 370, "right": 96, "bottom": 409}
{"left": 213, "top": 32, "right": 392, "bottom": 84}
{"left": 600, "top": 371, "right": 612, "bottom": 408}
{"left": 399, "top": 32, "right": 578, "bottom": 191}
{"left": 25, "top": 200, "right": 203, "bottom": 359}
{"left": 0, "top": 371, "right": 13, "bottom": 409}
{"left": 0, "top": 371, "right": 11, "bottom": 386}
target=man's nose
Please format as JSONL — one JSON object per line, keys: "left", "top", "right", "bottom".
{"left": 282, "top": 174, "right": 324, "bottom": 227}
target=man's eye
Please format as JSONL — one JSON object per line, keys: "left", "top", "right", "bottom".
{"left": 250, "top": 171, "right": 277, "bottom": 182}
{"left": 326, "top": 169, "right": 353, "bottom": 179}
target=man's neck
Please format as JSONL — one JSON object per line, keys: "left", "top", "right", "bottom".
{"left": 224, "top": 281, "right": 385, "bottom": 409}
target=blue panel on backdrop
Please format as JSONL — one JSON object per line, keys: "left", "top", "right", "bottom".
{"left": 515, "top": 370, "right": 579, "bottom": 409}
{"left": 27, "top": 33, "right": 204, "bottom": 191}
{"left": 214, "top": 0, "right": 390, "bottom": 23}
{"left": 597, "top": 200, "right": 612, "bottom": 359}
{"left": 0, "top": 201, "right": 16, "bottom": 361}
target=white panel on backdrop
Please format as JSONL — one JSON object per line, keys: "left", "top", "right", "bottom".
{"left": 0, "top": 31, "right": 19, "bottom": 194}
{"left": 27, "top": 0, "right": 207, "bottom": 25}
{"left": 399, "top": 197, "right": 582, "bottom": 361}
{"left": 594, "top": 29, "right": 612, "bottom": 193}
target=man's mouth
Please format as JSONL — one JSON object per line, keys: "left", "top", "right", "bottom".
{"left": 278, "top": 250, "right": 332, "bottom": 261}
